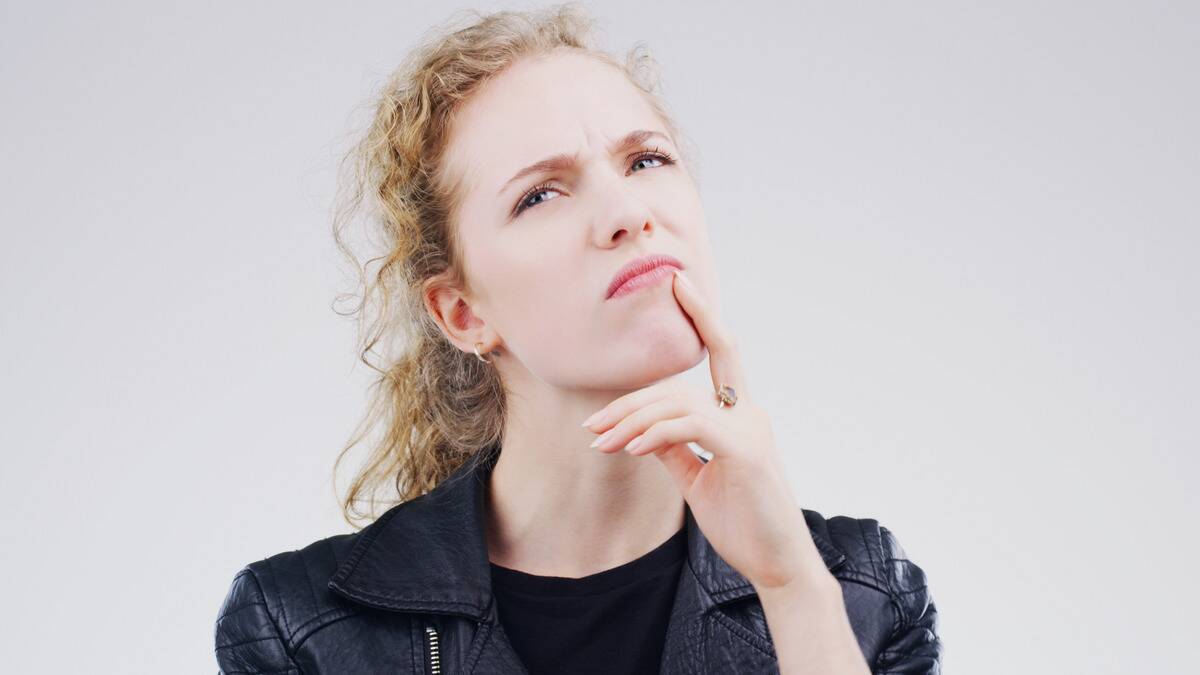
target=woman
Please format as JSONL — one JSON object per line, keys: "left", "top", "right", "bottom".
{"left": 214, "top": 4, "right": 942, "bottom": 674}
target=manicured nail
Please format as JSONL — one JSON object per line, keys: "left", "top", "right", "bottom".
{"left": 624, "top": 434, "right": 644, "bottom": 453}
{"left": 589, "top": 429, "right": 613, "bottom": 448}
{"left": 581, "top": 408, "right": 607, "bottom": 428}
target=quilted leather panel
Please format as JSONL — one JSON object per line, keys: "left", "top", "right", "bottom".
{"left": 214, "top": 567, "right": 301, "bottom": 674}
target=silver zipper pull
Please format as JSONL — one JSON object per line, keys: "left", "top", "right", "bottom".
{"left": 425, "top": 625, "right": 442, "bottom": 674}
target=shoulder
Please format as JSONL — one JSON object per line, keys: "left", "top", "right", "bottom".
{"left": 801, "top": 509, "right": 944, "bottom": 671}
{"left": 214, "top": 529, "right": 366, "bottom": 663}
{"left": 800, "top": 508, "right": 937, "bottom": 631}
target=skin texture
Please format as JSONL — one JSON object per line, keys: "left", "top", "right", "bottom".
{"left": 426, "top": 50, "right": 717, "bottom": 576}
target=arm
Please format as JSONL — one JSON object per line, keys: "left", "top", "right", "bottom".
{"left": 214, "top": 566, "right": 303, "bottom": 674}
{"left": 758, "top": 522, "right": 943, "bottom": 675}
{"left": 758, "top": 574, "right": 873, "bottom": 675}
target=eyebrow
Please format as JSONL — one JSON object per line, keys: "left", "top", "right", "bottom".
{"left": 497, "top": 129, "right": 673, "bottom": 197}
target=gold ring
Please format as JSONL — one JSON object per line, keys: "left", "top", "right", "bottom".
{"left": 716, "top": 384, "right": 737, "bottom": 408}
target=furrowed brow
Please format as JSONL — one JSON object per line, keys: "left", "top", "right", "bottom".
{"left": 496, "top": 129, "right": 673, "bottom": 197}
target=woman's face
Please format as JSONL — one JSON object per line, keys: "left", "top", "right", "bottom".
{"left": 435, "top": 50, "right": 718, "bottom": 391}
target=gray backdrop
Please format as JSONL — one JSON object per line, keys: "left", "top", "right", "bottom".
{"left": 1, "top": 1, "right": 1196, "bottom": 672}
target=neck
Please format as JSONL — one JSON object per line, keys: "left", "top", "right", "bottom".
{"left": 484, "top": 407, "right": 687, "bottom": 579}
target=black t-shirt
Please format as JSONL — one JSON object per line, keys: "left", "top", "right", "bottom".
{"left": 488, "top": 525, "right": 688, "bottom": 675}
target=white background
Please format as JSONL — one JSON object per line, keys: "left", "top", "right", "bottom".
{"left": 2, "top": 1, "right": 1196, "bottom": 672}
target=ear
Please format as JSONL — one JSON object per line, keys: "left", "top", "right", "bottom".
{"left": 422, "top": 271, "right": 496, "bottom": 356}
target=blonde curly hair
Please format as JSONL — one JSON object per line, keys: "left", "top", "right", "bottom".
{"left": 330, "top": 2, "right": 695, "bottom": 528}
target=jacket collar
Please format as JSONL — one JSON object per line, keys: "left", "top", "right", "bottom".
{"left": 328, "top": 444, "right": 847, "bottom": 621}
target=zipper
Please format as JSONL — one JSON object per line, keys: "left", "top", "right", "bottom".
{"left": 425, "top": 624, "right": 442, "bottom": 675}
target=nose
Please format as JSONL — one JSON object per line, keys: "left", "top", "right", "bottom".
{"left": 590, "top": 172, "right": 656, "bottom": 247}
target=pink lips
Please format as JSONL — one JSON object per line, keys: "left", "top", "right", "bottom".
{"left": 605, "top": 253, "right": 684, "bottom": 300}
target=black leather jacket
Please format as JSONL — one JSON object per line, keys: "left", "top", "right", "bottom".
{"left": 214, "top": 450, "right": 942, "bottom": 673}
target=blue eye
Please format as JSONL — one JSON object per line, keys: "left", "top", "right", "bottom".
{"left": 514, "top": 182, "right": 559, "bottom": 216}
{"left": 630, "top": 153, "right": 668, "bottom": 172}
{"left": 511, "top": 147, "right": 677, "bottom": 218}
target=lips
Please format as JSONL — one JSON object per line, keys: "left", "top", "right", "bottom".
{"left": 606, "top": 253, "right": 685, "bottom": 299}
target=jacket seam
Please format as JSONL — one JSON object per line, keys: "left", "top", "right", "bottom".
{"left": 301, "top": 552, "right": 321, "bottom": 631}
{"left": 263, "top": 557, "right": 293, "bottom": 640}
{"left": 708, "top": 582, "right": 755, "bottom": 603}
{"left": 836, "top": 567, "right": 909, "bottom": 674}
{"left": 327, "top": 585, "right": 485, "bottom": 605}
{"left": 217, "top": 596, "right": 268, "bottom": 623}
{"left": 328, "top": 583, "right": 486, "bottom": 611}
{"left": 831, "top": 568, "right": 888, "bottom": 594}
{"left": 833, "top": 575, "right": 894, "bottom": 596}
{"left": 241, "top": 566, "right": 306, "bottom": 675}
{"left": 290, "top": 610, "right": 370, "bottom": 654}
{"left": 878, "top": 526, "right": 909, "bottom": 628}
{"left": 291, "top": 607, "right": 366, "bottom": 643}
{"left": 409, "top": 620, "right": 421, "bottom": 674}
{"left": 215, "top": 635, "right": 282, "bottom": 651}
{"left": 465, "top": 619, "right": 493, "bottom": 673}
{"left": 709, "top": 608, "right": 775, "bottom": 660}
{"left": 874, "top": 526, "right": 912, "bottom": 673}
{"left": 857, "top": 520, "right": 885, "bottom": 592}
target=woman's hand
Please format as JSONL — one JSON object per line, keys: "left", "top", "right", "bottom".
{"left": 582, "top": 269, "right": 835, "bottom": 595}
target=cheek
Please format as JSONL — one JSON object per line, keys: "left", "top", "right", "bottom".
{"left": 500, "top": 239, "right": 583, "bottom": 308}
{"left": 483, "top": 243, "right": 591, "bottom": 344}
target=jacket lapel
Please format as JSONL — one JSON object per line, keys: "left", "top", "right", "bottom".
{"left": 327, "top": 445, "right": 499, "bottom": 621}
{"left": 327, "top": 445, "right": 849, "bottom": 673}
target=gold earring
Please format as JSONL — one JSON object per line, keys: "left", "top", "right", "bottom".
{"left": 473, "top": 342, "right": 493, "bottom": 363}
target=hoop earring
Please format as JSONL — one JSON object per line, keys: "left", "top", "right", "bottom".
{"left": 473, "top": 342, "right": 494, "bottom": 364}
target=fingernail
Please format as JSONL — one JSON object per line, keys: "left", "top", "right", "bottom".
{"left": 624, "top": 434, "right": 643, "bottom": 453}
{"left": 674, "top": 269, "right": 694, "bottom": 289}
{"left": 589, "top": 429, "right": 613, "bottom": 448}
{"left": 581, "top": 408, "right": 606, "bottom": 428}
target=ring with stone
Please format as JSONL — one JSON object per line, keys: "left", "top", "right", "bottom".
{"left": 716, "top": 384, "right": 738, "bottom": 408}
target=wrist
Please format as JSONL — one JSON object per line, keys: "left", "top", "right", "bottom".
{"left": 754, "top": 567, "right": 842, "bottom": 610}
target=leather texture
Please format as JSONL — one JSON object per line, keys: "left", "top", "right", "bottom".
{"left": 214, "top": 448, "right": 942, "bottom": 673}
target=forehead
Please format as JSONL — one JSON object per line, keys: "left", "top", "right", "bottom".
{"left": 443, "top": 51, "right": 666, "bottom": 194}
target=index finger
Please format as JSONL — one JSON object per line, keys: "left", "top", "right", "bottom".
{"left": 671, "top": 269, "right": 748, "bottom": 404}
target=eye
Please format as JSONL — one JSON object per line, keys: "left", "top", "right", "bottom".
{"left": 510, "top": 146, "right": 678, "bottom": 218}
{"left": 512, "top": 181, "right": 560, "bottom": 218}
{"left": 629, "top": 146, "right": 677, "bottom": 173}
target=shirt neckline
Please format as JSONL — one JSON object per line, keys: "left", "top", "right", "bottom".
{"left": 489, "top": 525, "right": 687, "bottom": 597}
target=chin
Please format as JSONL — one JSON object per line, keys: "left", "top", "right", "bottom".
{"left": 640, "top": 339, "right": 707, "bottom": 382}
